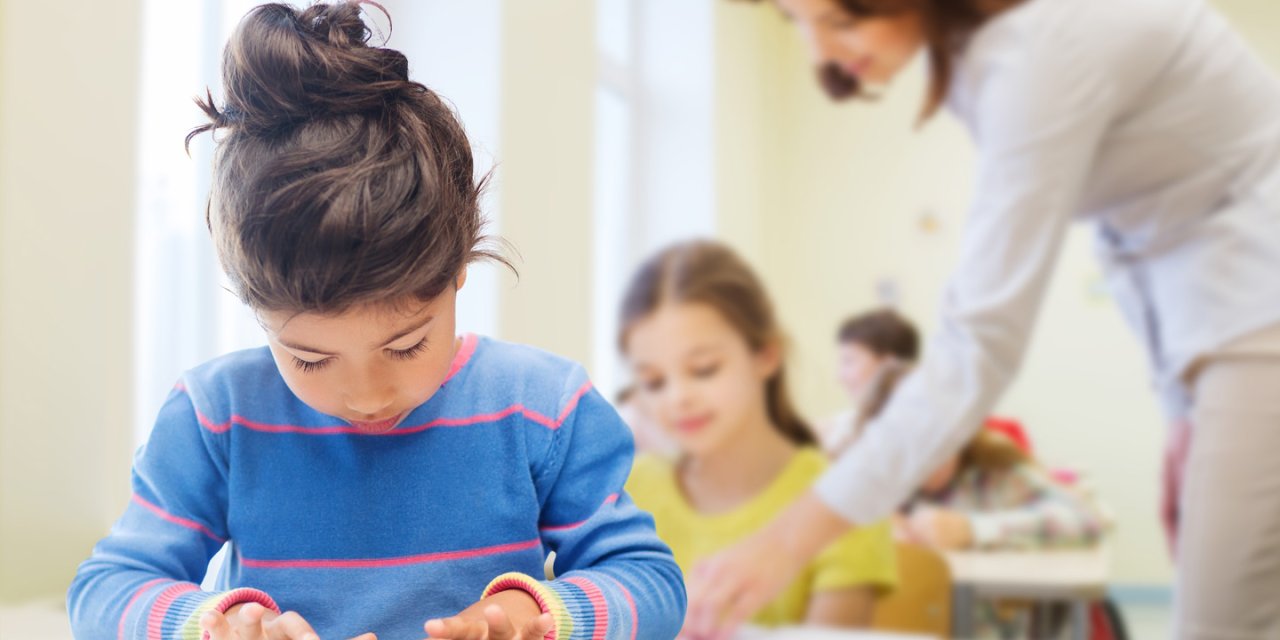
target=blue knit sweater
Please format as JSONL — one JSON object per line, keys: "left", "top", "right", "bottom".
{"left": 68, "top": 334, "right": 685, "bottom": 639}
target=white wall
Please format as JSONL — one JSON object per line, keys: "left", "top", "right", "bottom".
{"left": 714, "top": 0, "right": 1280, "bottom": 586}
{"left": 0, "top": 0, "right": 142, "bottom": 600}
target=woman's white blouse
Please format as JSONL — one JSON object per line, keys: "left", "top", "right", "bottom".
{"left": 818, "top": 0, "right": 1280, "bottom": 524}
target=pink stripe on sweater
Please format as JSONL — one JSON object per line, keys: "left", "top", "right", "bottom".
{"left": 146, "top": 582, "right": 198, "bottom": 640}
{"left": 192, "top": 381, "right": 596, "bottom": 436}
{"left": 118, "top": 578, "right": 169, "bottom": 640}
{"left": 132, "top": 494, "right": 226, "bottom": 543}
{"left": 602, "top": 575, "right": 639, "bottom": 640}
{"left": 242, "top": 537, "right": 540, "bottom": 569}
{"left": 563, "top": 577, "right": 609, "bottom": 640}
{"left": 541, "top": 494, "right": 619, "bottom": 533}
{"left": 443, "top": 333, "right": 479, "bottom": 383}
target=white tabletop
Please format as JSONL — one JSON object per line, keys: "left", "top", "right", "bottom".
{"left": 735, "top": 625, "right": 938, "bottom": 640}
{"left": 944, "top": 545, "right": 1111, "bottom": 599}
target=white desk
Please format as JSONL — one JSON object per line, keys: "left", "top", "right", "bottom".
{"left": 0, "top": 600, "right": 73, "bottom": 640}
{"left": 735, "top": 625, "right": 937, "bottom": 640}
{"left": 945, "top": 547, "right": 1110, "bottom": 640}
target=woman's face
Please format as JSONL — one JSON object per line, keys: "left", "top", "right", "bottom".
{"left": 836, "top": 341, "right": 885, "bottom": 400}
{"left": 625, "top": 302, "right": 780, "bottom": 458}
{"left": 775, "top": 0, "right": 926, "bottom": 86}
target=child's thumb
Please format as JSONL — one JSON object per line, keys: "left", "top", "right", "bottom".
{"left": 521, "top": 613, "right": 554, "bottom": 639}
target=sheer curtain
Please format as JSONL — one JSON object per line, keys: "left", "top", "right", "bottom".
{"left": 592, "top": 0, "right": 716, "bottom": 399}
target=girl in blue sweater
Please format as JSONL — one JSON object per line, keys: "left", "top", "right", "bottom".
{"left": 66, "top": 3, "right": 685, "bottom": 639}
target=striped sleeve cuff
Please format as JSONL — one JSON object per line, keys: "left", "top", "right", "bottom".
{"left": 483, "top": 572, "right": 638, "bottom": 640}
{"left": 483, "top": 573, "right": 572, "bottom": 638}
{"left": 176, "top": 588, "right": 280, "bottom": 639}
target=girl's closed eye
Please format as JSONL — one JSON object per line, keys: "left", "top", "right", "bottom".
{"left": 387, "top": 337, "right": 429, "bottom": 361}
{"left": 691, "top": 362, "right": 721, "bottom": 378}
{"left": 292, "top": 356, "right": 331, "bottom": 373}
{"left": 643, "top": 375, "right": 666, "bottom": 393}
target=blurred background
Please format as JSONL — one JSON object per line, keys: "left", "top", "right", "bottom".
{"left": 1, "top": 0, "right": 1278, "bottom": 635}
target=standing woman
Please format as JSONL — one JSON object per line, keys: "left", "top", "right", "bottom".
{"left": 688, "top": 0, "right": 1280, "bottom": 638}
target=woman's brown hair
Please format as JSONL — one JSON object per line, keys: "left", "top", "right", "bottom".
{"left": 186, "top": 1, "right": 510, "bottom": 314}
{"left": 618, "top": 240, "right": 816, "bottom": 448}
{"left": 745, "top": 0, "right": 1022, "bottom": 120}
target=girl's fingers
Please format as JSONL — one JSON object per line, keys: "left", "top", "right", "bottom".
{"left": 346, "top": 634, "right": 378, "bottom": 640}
{"left": 201, "top": 610, "right": 232, "bottom": 640}
{"left": 482, "top": 604, "right": 517, "bottom": 640}
{"left": 424, "top": 616, "right": 486, "bottom": 640}
{"left": 519, "top": 612, "right": 554, "bottom": 639}
{"left": 262, "top": 610, "right": 319, "bottom": 640}
{"left": 230, "top": 603, "right": 271, "bottom": 640}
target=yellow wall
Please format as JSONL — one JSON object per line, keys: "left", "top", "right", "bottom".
{"left": 496, "top": 0, "right": 595, "bottom": 367}
{"left": 0, "top": 1, "right": 142, "bottom": 599}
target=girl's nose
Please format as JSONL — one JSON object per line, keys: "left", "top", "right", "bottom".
{"left": 801, "top": 24, "right": 841, "bottom": 67}
{"left": 345, "top": 395, "right": 394, "bottom": 417}
{"left": 344, "top": 373, "right": 396, "bottom": 416}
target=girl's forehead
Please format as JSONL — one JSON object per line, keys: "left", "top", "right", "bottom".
{"left": 261, "top": 297, "right": 443, "bottom": 347}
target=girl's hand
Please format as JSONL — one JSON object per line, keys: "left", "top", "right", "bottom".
{"left": 423, "top": 591, "right": 552, "bottom": 640}
{"left": 891, "top": 513, "right": 920, "bottom": 543}
{"left": 200, "top": 602, "right": 376, "bottom": 640}
{"left": 907, "top": 506, "right": 973, "bottom": 550}
{"left": 685, "top": 492, "right": 848, "bottom": 640}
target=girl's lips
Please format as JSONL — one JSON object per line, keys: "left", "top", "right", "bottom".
{"left": 349, "top": 412, "right": 405, "bottom": 434}
{"left": 675, "top": 415, "right": 713, "bottom": 434}
{"left": 845, "top": 58, "right": 873, "bottom": 78}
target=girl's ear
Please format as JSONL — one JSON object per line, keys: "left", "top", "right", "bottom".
{"left": 455, "top": 268, "right": 468, "bottom": 291}
{"left": 755, "top": 338, "right": 784, "bottom": 380}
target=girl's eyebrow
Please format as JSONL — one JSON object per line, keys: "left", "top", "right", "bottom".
{"left": 278, "top": 316, "right": 435, "bottom": 356}
{"left": 277, "top": 338, "right": 337, "bottom": 357}
{"left": 686, "top": 344, "right": 725, "bottom": 358}
{"left": 376, "top": 316, "right": 435, "bottom": 348}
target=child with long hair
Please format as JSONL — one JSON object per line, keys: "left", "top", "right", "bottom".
{"left": 818, "top": 309, "right": 921, "bottom": 453}
{"left": 620, "top": 240, "right": 896, "bottom": 630}
{"left": 67, "top": 4, "right": 684, "bottom": 639}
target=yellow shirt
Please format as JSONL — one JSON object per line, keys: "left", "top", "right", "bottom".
{"left": 627, "top": 448, "right": 897, "bottom": 626}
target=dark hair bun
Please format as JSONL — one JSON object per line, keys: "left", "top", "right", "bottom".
{"left": 190, "top": 1, "right": 410, "bottom": 143}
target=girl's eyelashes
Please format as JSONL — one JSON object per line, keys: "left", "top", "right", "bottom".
{"left": 387, "top": 337, "right": 429, "bottom": 361}
{"left": 289, "top": 338, "right": 428, "bottom": 373}
{"left": 642, "top": 376, "right": 665, "bottom": 392}
{"left": 692, "top": 362, "right": 721, "bottom": 378}
{"left": 292, "top": 356, "right": 331, "bottom": 373}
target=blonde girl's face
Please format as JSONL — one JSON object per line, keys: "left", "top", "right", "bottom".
{"left": 775, "top": 0, "right": 926, "bottom": 86}
{"left": 625, "top": 302, "right": 780, "bottom": 458}
{"left": 259, "top": 276, "right": 463, "bottom": 434}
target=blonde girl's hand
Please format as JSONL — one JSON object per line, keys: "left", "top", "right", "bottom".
{"left": 891, "top": 513, "right": 921, "bottom": 543}
{"left": 423, "top": 590, "right": 553, "bottom": 640}
{"left": 200, "top": 602, "right": 377, "bottom": 640}
{"left": 908, "top": 506, "right": 974, "bottom": 551}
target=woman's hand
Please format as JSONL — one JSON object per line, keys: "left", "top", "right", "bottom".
{"left": 1162, "top": 418, "right": 1193, "bottom": 556}
{"left": 906, "top": 506, "right": 973, "bottom": 551}
{"left": 423, "top": 590, "right": 553, "bottom": 640}
{"left": 201, "top": 602, "right": 376, "bottom": 640}
{"left": 683, "top": 492, "right": 851, "bottom": 640}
